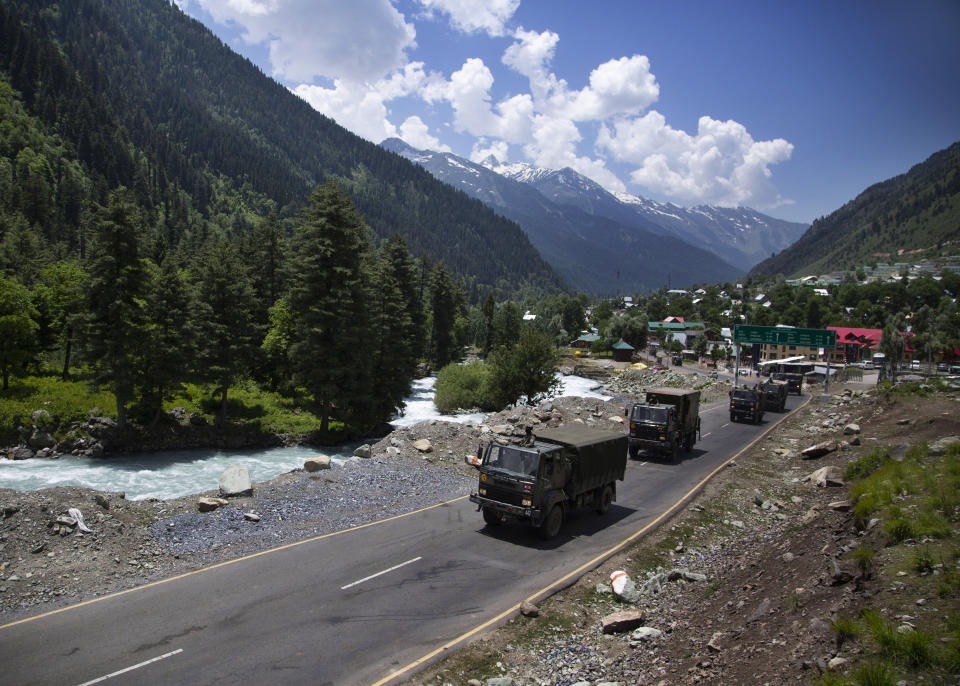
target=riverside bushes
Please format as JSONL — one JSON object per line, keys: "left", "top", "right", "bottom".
{"left": 434, "top": 361, "right": 494, "bottom": 413}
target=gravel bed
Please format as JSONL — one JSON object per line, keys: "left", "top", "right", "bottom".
{"left": 148, "top": 457, "right": 473, "bottom": 555}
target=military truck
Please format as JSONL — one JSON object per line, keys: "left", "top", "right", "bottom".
{"left": 772, "top": 372, "right": 803, "bottom": 395}
{"left": 625, "top": 388, "right": 701, "bottom": 462}
{"left": 729, "top": 386, "right": 765, "bottom": 423}
{"left": 761, "top": 378, "right": 788, "bottom": 412}
{"left": 467, "top": 426, "right": 627, "bottom": 539}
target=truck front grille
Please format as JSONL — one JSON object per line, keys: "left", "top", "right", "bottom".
{"left": 484, "top": 484, "right": 525, "bottom": 506}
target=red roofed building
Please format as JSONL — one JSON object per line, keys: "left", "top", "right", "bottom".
{"left": 826, "top": 327, "right": 882, "bottom": 364}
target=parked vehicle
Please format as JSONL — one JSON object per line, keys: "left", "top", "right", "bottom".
{"left": 467, "top": 426, "right": 627, "bottom": 539}
{"left": 760, "top": 378, "right": 788, "bottom": 412}
{"left": 625, "top": 388, "right": 701, "bottom": 462}
{"left": 730, "top": 386, "right": 765, "bottom": 424}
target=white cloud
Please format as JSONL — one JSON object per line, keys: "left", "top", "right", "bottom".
{"left": 399, "top": 116, "right": 450, "bottom": 151}
{"left": 416, "top": 0, "right": 520, "bottom": 36}
{"left": 191, "top": 0, "right": 415, "bottom": 82}
{"left": 293, "top": 80, "right": 398, "bottom": 143}
{"left": 470, "top": 139, "right": 511, "bottom": 164}
{"left": 598, "top": 112, "right": 794, "bottom": 207}
{"left": 443, "top": 59, "right": 534, "bottom": 142}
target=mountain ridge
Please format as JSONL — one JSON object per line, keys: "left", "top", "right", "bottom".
{"left": 382, "top": 138, "right": 743, "bottom": 294}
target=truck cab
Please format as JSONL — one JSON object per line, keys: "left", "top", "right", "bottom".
{"left": 729, "top": 386, "right": 765, "bottom": 424}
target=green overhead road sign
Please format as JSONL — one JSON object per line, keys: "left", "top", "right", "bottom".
{"left": 733, "top": 325, "right": 836, "bottom": 348}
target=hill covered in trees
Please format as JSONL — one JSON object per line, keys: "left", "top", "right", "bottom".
{"left": 0, "top": 0, "right": 564, "bottom": 301}
{"left": 751, "top": 142, "right": 960, "bottom": 278}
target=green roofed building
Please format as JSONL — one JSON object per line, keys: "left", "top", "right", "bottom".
{"left": 612, "top": 339, "right": 635, "bottom": 362}
{"left": 572, "top": 333, "right": 601, "bottom": 348}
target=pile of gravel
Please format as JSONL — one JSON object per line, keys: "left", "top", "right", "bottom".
{"left": 149, "top": 457, "right": 473, "bottom": 555}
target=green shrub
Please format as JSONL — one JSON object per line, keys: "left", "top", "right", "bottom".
{"left": 846, "top": 448, "right": 890, "bottom": 481}
{"left": 851, "top": 544, "right": 875, "bottom": 578}
{"left": 434, "top": 361, "right": 494, "bottom": 413}
{"left": 851, "top": 661, "right": 896, "bottom": 686}
{"left": 0, "top": 375, "right": 116, "bottom": 444}
{"left": 883, "top": 517, "right": 916, "bottom": 544}
{"left": 898, "top": 628, "right": 935, "bottom": 668}
{"left": 832, "top": 616, "right": 861, "bottom": 650}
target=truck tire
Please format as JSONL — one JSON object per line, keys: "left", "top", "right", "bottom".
{"left": 628, "top": 444, "right": 640, "bottom": 460}
{"left": 670, "top": 441, "right": 679, "bottom": 463}
{"left": 596, "top": 485, "right": 613, "bottom": 515}
{"left": 730, "top": 412, "right": 736, "bottom": 423}
{"left": 482, "top": 507, "right": 503, "bottom": 526}
{"left": 684, "top": 433, "right": 693, "bottom": 452}
{"left": 539, "top": 505, "right": 563, "bottom": 540}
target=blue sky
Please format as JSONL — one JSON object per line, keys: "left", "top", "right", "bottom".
{"left": 175, "top": 0, "right": 960, "bottom": 225}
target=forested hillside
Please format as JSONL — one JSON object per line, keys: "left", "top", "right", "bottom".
{"left": 751, "top": 142, "right": 960, "bottom": 278}
{"left": 0, "top": 0, "right": 564, "bottom": 300}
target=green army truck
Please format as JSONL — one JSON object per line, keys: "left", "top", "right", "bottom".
{"left": 467, "top": 426, "right": 627, "bottom": 539}
{"left": 625, "top": 388, "right": 701, "bottom": 462}
{"left": 729, "top": 386, "right": 765, "bottom": 423}
{"left": 761, "top": 378, "right": 788, "bottom": 412}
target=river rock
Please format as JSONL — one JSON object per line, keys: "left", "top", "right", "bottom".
{"left": 304, "top": 456, "right": 331, "bottom": 472}
{"left": 197, "top": 497, "right": 228, "bottom": 512}
{"left": 842, "top": 423, "right": 860, "bottom": 435}
{"left": 9, "top": 446, "right": 34, "bottom": 460}
{"left": 353, "top": 444, "right": 372, "bottom": 459}
{"left": 929, "top": 436, "right": 960, "bottom": 456}
{"left": 28, "top": 429, "right": 56, "bottom": 450}
{"left": 219, "top": 466, "right": 253, "bottom": 497}
{"left": 520, "top": 601, "right": 539, "bottom": 617}
{"left": 630, "top": 626, "right": 662, "bottom": 641}
{"left": 412, "top": 439, "right": 433, "bottom": 453}
{"left": 243, "top": 512, "right": 261, "bottom": 522}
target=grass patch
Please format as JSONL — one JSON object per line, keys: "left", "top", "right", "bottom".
{"left": 0, "top": 375, "right": 117, "bottom": 444}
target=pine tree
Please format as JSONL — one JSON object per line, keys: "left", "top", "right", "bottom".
{"left": 287, "top": 181, "right": 373, "bottom": 434}
{"left": 0, "top": 274, "right": 39, "bottom": 390}
{"left": 194, "top": 238, "right": 257, "bottom": 427}
{"left": 382, "top": 234, "right": 424, "bottom": 373}
{"left": 80, "top": 188, "right": 147, "bottom": 428}
{"left": 139, "top": 260, "right": 196, "bottom": 429}
{"left": 428, "top": 262, "right": 462, "bottom": 369}
{"left": 367, "top": 249, "right": 414, "bottom": 421}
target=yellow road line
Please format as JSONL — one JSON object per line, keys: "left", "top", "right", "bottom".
{"left": 0, "top": 494, "right": 469, "bottom": 631}
{"left": 370, "top": 395, "right": 810, "bottom": 686}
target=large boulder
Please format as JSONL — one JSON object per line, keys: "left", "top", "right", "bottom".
{"left": 219, "top": 466, "right": 253, "bottom": 497}
{"left": 804, "top": 466, "right": 845, "bottom": 488}
{"left": 801, "top": 440, "right": 837, "bottom": 460}
{"left": 353, "top": 444, "right": 372, "bottom": 459}
{"left": 197, "top": 497, "right": 229, "bottom": 512}
{"left": 9, "top": 446, "right": 35, "bottom": 460}
{"left": 27, "top": 428, "right": 56, "bottom": 450}
{"left": 601, "top": 608, "right": 646, "bottom": 634}
{"left": 412, "top": 439, "right": 433, "bottom": 453}
{"left": 304, "top": 456, "right": 331, "bottom": 472}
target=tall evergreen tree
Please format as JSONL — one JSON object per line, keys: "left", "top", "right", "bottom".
{"left": 287, "top": 181, "right": 372, "bottom": 434}
{"left": 194, "top": 238, "right": 258, "bottom": 427}
{"left": 36, "top": 260, "right": 87, "bottom": 379}
{"left": 428, "top": 261, "right": 462, "bottom": 369}
{"left": 139, "top": 260, "right": 196, "bottom": 429}
{"left": 0, "top": 274, "right": 38, "bottom": 390}
{"left": 367, "top": 249, "right": 415, "bottom": 421}
{"left": 80, "top": 188, "right": 147, "bottom": 428}
{"left": 382, "top": 234, "right": 425, "bottom": 368}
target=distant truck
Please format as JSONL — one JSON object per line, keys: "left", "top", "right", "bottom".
{"left": 625, "top": 388, "right": 701, "bottom": 462}
{"left": 772, "top": 371, "right": 803, "bottom": 395}
{"left": 761, "top": 378, "right": 788, "bottom": 412}
{"left": 729, "top": 386, "right": 765, "bottom": 424}
{"left": 467, "top": 426, "right": 627, "bottom": 539}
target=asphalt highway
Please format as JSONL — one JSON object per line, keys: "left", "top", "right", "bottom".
{"left": 1, "top": 393, "right": 805, "bottom": 686}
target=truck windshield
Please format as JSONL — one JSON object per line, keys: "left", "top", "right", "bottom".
{"left": 487, "top": 446, "right": 540, "bottom": 476}
{"left": 732, "top": 390, "right": 755, "bottom": 400}
{"left": 631, "top": 405, "right": 669, "bottom": 423}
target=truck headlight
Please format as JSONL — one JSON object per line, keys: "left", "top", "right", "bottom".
{"left": 521, "top": 497, "right": 532, "bottom": 507}
{"left": 478, "top": 487, "right": 487, "bottom": 496}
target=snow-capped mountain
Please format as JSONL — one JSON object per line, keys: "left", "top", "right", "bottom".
{"left": 381, "top": 138, "right": 742, "bottom": 294}
{"left": 487, "top": 160, "right": 808, "bottom": 272}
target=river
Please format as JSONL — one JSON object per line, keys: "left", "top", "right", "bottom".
{"left": 0, "top": 375, "right": 609, "bottom": 500}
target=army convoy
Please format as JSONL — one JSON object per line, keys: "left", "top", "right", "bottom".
{"left": 468, "top": 367, "right": 801, "bottom": 538}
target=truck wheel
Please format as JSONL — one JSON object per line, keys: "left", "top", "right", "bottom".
{"left": 596, "top": 485, "right": 613, "bottom": 515}
{"left": 684, "top": 433, "right": 693, "bottom": 452}
{"left": 628, "top": 444, "right": 640, "bottom": 460}
{"left": 482, "top": 507, "right": 503, "bottom": 527}
{"left": 730, "top": 413, "right": 736, "bottom": 423}
{"left": 539, "top": 505, "right": 563, "bottom": 540}
{"left": 670, "top": 441, "right": 679, "bottom": 463}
